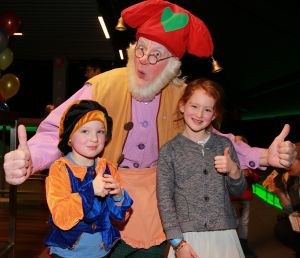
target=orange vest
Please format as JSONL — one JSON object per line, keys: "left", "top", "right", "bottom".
{"left": 89, "top": 67, "right": 186, "bottom": 248}
{"left": 90, "top": 67, "right": 185, "bottom": 166}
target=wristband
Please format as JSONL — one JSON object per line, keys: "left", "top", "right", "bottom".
{"left": 170, "top": 238, "right": 184, "bottom": 247}
{"left": 173, "top": 240, "right": 187, "bottom": 253}
{"left": 113, "top": 189, "right": 124, "bottom": 202}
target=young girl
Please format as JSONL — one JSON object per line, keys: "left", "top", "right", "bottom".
{"left": 157, "top": 79, "right": 247, "bottom": 258}
{"left": 45, "top": 100, "right": 133, "bottom": 258}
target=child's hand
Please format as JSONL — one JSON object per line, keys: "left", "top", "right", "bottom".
{"left": 103, "top": 174, "right": 122, "bottom": 197}
{"left": 214, "top": 147, "right": 240, "bottom": 179}
{"left": 92, "top": 173, "right": 109, "bottom": 197}
{"left": 175, "top": 242, "right": 199, "bottom": 258}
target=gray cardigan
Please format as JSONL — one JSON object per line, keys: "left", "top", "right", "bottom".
{"left": 157, "top": 133, "right": 247, "bottom": 240}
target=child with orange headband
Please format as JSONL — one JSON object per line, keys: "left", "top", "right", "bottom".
{"left": 44, "top": 100, "right": 133, "bottom": 258}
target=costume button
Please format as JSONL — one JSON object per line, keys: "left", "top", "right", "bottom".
{"left": 203, "top": 169, "right": 208, "bottom": 175}
{"left": 204, "top": 196, "right": 209, "bottom": 201}
{"left": 124, "top": 122, "right": 134, "bottom": 131}
{"left": 133, "top": 162, "right": 140, "bottom": 168}
{"left": 142, "top": 121, "right": 149, "bottom": 128}
{"left": 138, "top": 143, "right": 145, "bottom": 150}
{"left": 90, "top": 170, "right": 95, "bottom": 176}
{"left": 249, "top": 161, "right": 255, "bottom": 168}
{"left": 92, "top": 224, "right": 97, "bottom": 231}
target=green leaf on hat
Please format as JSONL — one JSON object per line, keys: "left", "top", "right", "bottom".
{"left": 161, "top": 7, "right": 189, "bottom": 32}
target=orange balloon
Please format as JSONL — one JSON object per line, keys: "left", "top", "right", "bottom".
{"left": 0, "top": 73, "right": 20, "bottom": 100}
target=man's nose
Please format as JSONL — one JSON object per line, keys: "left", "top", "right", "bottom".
{"left": 138, "top": 54, "right": 149, "bottom": 65}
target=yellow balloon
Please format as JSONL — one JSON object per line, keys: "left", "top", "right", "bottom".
{"left": 0, "top": 73, "right": 20, "bottom": 100}
{"left": 0, "top": 48, "right": 14, "bottom": 70}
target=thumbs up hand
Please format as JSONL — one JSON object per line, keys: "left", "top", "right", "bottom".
{"left": 214, "top": 147, "right": 240, "bottom": 179}
{"left": 93, "top": 168, "right": 109, "bottom": 197}
{"left": 266, "top": 124, "right": 296, "bottom": 168}
{"left": 3, "top": 125, "right": 33, "bottom": 185}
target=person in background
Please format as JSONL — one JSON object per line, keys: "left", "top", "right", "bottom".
{"left": 267, "top": 143, "right": 300, "bottom": 258}
{"left": 44, "top": 100, "right": 133, "bottom": 258}
{"left": 85, "top": 59, "right": 103, "bottom": 80}
{"left": 3, "top": 1, "right": 297, "bottom": 257}
{"left": 231, "top": 135, "right": 260, "bottom": 258}
{"left": 157, "top": 78, "right": 247, "bottom": 258}
{"left": 45, "top": 104, "right": 55, "bottom": 114}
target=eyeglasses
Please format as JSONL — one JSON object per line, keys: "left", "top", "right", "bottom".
{"left": 135, "top": 47, "right": 174, "bottom": 65}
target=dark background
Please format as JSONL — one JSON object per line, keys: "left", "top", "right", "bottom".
{"left": 1, "top": 0, "right": 300, "bottom": 147}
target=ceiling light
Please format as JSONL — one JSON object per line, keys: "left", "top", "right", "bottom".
{"left": 119, "top": 50, "right": 124, "bottom": 60}
{"left": 98, "top": 16, "right": 110, "bottom": 39}
{"left": 13, "top": 32, "right": 23, "bottom": 36}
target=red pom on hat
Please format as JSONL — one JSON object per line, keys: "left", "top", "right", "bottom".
{"left": 121, "top": 0, "right": 214, "bottom": 58}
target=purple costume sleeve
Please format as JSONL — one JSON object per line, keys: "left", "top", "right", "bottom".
{"left": 29, "top": 83, "right": 93, "bottom": 173}
{"left": 212, "top": 128, "right": 265, "bottom": 170}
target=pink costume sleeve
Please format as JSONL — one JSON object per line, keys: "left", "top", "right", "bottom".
{"left": 212, "top": 128, "right": 265, "bottom": 170}
{"left": 28, "top": 83, "right": 92, "bottom": 173}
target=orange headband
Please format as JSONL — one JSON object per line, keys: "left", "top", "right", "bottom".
{"left": 69, "top": 110, "right": 107, "bottom": 140}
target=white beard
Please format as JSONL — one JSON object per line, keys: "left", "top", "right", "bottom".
{"left": 126, "top": 43, "right": 182, "bottom": 102}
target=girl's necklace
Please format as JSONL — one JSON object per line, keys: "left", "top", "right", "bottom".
{"left": 197, "top": 131, "right": 210, "bottom": 145}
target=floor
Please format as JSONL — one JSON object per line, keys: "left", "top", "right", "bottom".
{"left": 0, "top": 177, "right": 50, "bottom": 258}
{"left": 247, "top": 195, "right": 294, "bottom": 258}
{"left": 0, "top": 178, "right": 296, "bottom": 258}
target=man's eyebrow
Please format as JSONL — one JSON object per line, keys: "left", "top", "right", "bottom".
{"left": 152, "top": 46, "right": 165, "bottom": 51}
{"left": 137, "top": 41, "right": 167, "bottom": 53}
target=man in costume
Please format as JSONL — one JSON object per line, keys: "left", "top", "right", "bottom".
{"left": 4, "top": 1, "right": 296, "bottom": 257}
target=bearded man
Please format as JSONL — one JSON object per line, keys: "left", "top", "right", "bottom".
{"left": 4, "top": 1, "right": 296, "bottom": 257}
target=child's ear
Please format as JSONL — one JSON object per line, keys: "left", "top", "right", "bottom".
{"left": 212, "top": 112, "right": 216, "bottom": 121}
{"left": 179, "top": 102, "right": 184, "bottom": 113}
